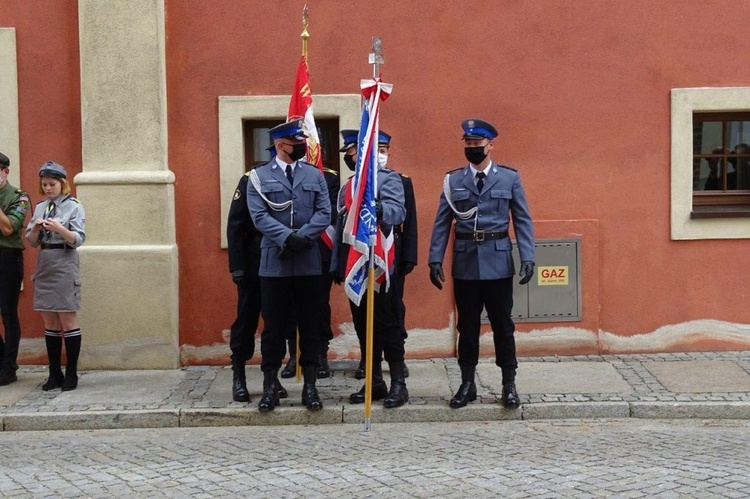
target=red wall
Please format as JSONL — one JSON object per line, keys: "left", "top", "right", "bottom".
{"left": 166, "top": 1, "right": 750, "bottom": 362}
{"left": 1, "top": 2, "right": 81, "bottom": 361}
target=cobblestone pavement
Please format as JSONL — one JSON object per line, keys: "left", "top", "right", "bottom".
{"left": 2, "top": 352, "right": 750, "bottom": 430}
{"left": 0, "top": 419, "right": 749, "bottom": 497}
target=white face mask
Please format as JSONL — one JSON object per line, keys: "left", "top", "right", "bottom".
{"left": 377, "top": 152, "right": 389, "bottom": 169}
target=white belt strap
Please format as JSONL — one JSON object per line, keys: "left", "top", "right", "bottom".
{"left": 249, "top": 169, "right": 294, "bottom": 226}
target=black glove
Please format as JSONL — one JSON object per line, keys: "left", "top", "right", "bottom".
{"left": 399, "top": 262, "right": 415, "bottom": 276}
{"left": 428, "top": 262, "right": 445, "bottom": 290}
{"left": 330, "top": 270, "right": 343, "bottom": 285}
{"left": 285, "top": 232, "right": 312, "bottom": 253}
{"left": 375, "top": 201, "right": 383, "bottom": 220}
{"left": 519, "top": 261, "right": 535, "bottom": 285}
{"left": 231, "top": 270, "right": 245, "bottom": 284}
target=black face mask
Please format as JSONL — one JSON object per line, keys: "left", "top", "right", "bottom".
{"left": 464, "top": 146, "right": 487, "bottom": 165}
{"left": 286, "top": 143, "right": 307, "bottom": 161}
{"left": 343, "top": 154, "right": 357, "bottom": 171}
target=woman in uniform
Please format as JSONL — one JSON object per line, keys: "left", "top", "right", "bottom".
{"left": 25, "top": 161, "right": 86, "bottom": 391}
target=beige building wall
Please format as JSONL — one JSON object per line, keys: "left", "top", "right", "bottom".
{"left": 74, "top": 0, "right": 179, "bottom": 368}
{"left": 0, "top": 28, "right": 21, "bottom": 188}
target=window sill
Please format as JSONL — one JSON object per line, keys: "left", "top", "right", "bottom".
{"left": 690, "top": 205, "right": 750, "bottom": 219}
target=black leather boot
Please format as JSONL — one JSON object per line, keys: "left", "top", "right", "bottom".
{"left": 383, "top": 361, "right": 409, "bottom": 408}
{"left": 280, "top": 354, "right": 297, "bottom": 379}
{"left": 501, "top": 368, "right": 520, "bottom": 408}
{"left": 450, "top": 365, "right": 477, "bottom": 408}
{"left": 349, "top": 362, "right": 387, "bottom": 404}
{"left": 317, "top": 342, "right": 330, "bottom": 379}
{"left": 61, "top": 334, "right": 81, "bottom": 392}
{"left": 42, "top": 334, "right": 64, "bottom": 391}
{"left": 258, "top": 370, "right": 281, "bottom": 413}
{"left": 301, "top": 365, "right": 322, "bottom": 411}
{"left": 231, "top": 359, "right": 250, "bottom": 402}
{"left": 354, "top": 357, "right": 365, "bottom": 379}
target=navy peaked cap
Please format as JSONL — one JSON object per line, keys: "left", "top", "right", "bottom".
{"left": 339, "top": 129, "right": 358, "bottom": 151}
{"left": 461, "top": 118, "right": 498, "bottom": 140}
{"left": 269, "top": 119, "right": 308, "bottom": 141}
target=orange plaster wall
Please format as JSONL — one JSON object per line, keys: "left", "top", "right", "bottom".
{"left": 1, "top": 2, "right": 82, "bottom": 363}
{"left": 167, "top": 1, "right": 750, "bottom": 363}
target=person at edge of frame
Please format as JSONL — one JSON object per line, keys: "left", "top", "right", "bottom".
{"left": 331, "top": 129, "right": 409, "bottom": 409}
{"left": 427, "top": 118, "right": 535, "bottom": 409}
{"left": 246, "top": 119, "right": 331, "bottom": 412}
{"left": 226, "top": 145, "right": 288, "bottom": 403}
{"left": 0, "top": 152, "right": 30, "bottom": 386}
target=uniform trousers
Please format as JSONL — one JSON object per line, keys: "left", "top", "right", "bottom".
{"left": 0, "top": 250, "right": 23, "bottom": 372}
{"left": 282, "top": 270, "right": 333, "bottom": 350}
{"left": 229, "top": 276, "right": 261, "bottom": 363}
{"left": 260, "top": 275, "right": 322, "bottom": 371}
{"left": 453, "top": 277, "right": 517, "bottom": 370}
{"left": 350, "top": 282, "right": 405, "bottom": 364}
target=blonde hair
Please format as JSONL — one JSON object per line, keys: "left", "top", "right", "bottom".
{"left": 38, "top": 177, "right": 71, "bottom": 197}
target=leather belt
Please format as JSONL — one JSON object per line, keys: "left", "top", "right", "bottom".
{"left": 41, "top": 243, "right": 68, "bottom": 250}
{"left": 0, "top": 248, "right": 22, "bottom": 253}
{"left": 454, "top": 230, "right": 508, "bottom": 243}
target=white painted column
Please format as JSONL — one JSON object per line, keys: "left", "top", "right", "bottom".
{"left": 0, "top": 28, "right": 21, "bottom": 187}
{"left": 75, "top": 0, "right": 179, "bottom": 368}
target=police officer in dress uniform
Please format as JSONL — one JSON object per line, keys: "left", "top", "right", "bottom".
{"left": 428, "top": 119, "right": 535, "bottom": 409}
{"left": 280, "top": 162, "right": 339, "bottom": 380}
{"left": 246, "top": 120, "right": 331, "bottom": 412}
{"left": 226, "top": 144, "right": 287, "bottom": 402}
{"left": 331, "top": 130, "right": 409, "bottom": 408}
{"left": 0, "top": 152, "right": 29, "bottom": 386}
{"left": 348, "top": 132, "right": 417, "bottom": 380}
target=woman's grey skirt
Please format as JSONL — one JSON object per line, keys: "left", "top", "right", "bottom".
{"left": 32, "top": 248, "right": 81, "bottom": 312}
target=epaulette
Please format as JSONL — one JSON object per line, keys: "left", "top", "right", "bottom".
{"left": 399, "top": 172, "right": 410, "bottom": 179}
{"left": 244, "top": 171, "right": 251, "bottom": 177}
{"left": 324, "top": 168, "right": 339, "bottom": 176}
{"left": 299, "top": 160, "right": 316, "bottom": 168}
{"left": 68, "top": 197, "right": 81, "bottom": 204}
{"left": 446, "top": 167, "right": 463, "bottom": 175}
{"left": 15, "top": 189, "right": 27, "bottom": 195}
{"left": 497, "top": 164, "right": 518, "bottom": 172}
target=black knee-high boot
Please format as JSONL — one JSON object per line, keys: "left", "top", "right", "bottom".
{"left": 62, "top": 330, "right": 81, "bottom": 392}
{"left": 42, "top": 331, "right": 64, "bottom": 391}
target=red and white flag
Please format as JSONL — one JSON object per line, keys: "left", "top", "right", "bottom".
{"left": 288, "top": 55, "right": 323, "bottom": 170}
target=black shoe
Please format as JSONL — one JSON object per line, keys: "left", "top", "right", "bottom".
{"left": 280, "top": 356, "right": 297, "bottom": 379}
{"left": 349, "top": 380, "right": 388, "bottom": 404}
{"left": 317, "top": 354, "right": 331, "bottom": 379}
{"left": 61, "top": 368, "right": 78, "bottom": 392}
{"left": 383, "top": 381, "right": 409, "bottom": 409}
{"left": 502, "top": 383, "right": 520, "bottom": 408}
{"left": 258, "top": 381, "right": 281, "bottom": 413}
{"left": 301, "top": 383, "right": 323, "bottom": 411}
{"left": 354, "top": 358, "right": 365, "bottom": 380}
{"left": 232, "top": 373, "right": 250, "bottom": 403}
{"left": 42, "top": 369, "right": 65, "bottom": 391}
{"left": 449, "top": 380, "right": 477, "bottom": 408}
{"left": 0, "top": 369, "right": 17, "bottom": 386}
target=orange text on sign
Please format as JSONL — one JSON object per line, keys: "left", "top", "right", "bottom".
{"left": 537, "top": 266, "right": 569, "bottom": 286}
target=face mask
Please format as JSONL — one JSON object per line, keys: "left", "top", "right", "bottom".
{"left": 343, "top": 155, "right": 357, "bottom": 171}
{"left": 377, "top": 153, "right": 389, "bottom": 169}
{"left": 286, "top": 143, "right": 307, "bottom": 162}
{"left": 464, "top": 146, "right": 487, "bottom": 165}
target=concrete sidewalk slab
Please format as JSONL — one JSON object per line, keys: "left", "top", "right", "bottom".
{"left": 643, "top": 360, "right": 750, "bottom": 393}
{"left": 478, "top": 361, "right": 633, "bottom": 394}
{"left": 0, "top": 373, "right": 44, "bottom": 406}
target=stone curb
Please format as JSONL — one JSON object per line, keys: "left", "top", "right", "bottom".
{"left": 2, "top": 410, "right": 180, "bottom": 432}
{"left": 6, "top": 401, "right": 750, "bottom": 432}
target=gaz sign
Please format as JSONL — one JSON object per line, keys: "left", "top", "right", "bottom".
{"left": 538, "top": 266, "right": 568, "bottom": 286}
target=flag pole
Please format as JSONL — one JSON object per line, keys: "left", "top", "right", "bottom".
{"left": 293, "top": 4, "right": 311, "bottom": 384}
{"left": 364, "top": 37, "right": 384, "bottom": 432}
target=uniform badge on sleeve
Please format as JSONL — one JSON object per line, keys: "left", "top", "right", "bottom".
{"left": 233, "top": 189, "right": 241, "bottom": 201}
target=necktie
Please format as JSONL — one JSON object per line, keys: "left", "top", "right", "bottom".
{"left": 476, "top": 172, "right": 486, "bottom": 193}
{"left": 43, "top": 202, "right": 56, "bottom": 241}
{"left": 286, "top": 164, "right": 294, "bottom": 185}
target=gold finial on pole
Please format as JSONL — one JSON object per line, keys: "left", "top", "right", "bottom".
{"left": 301, "top": 4, "right": 310, "bottom": 58}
